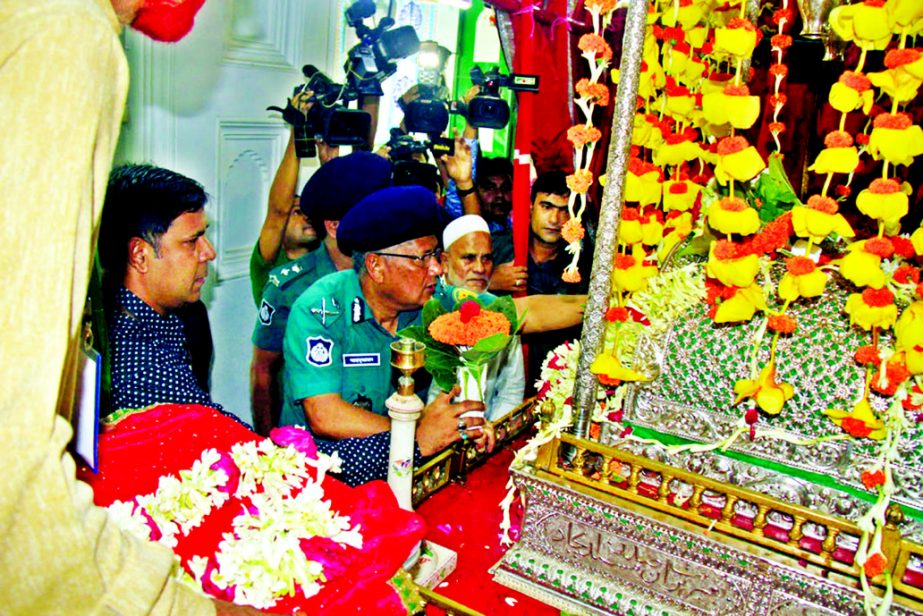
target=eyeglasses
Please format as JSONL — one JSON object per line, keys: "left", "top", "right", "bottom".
{"left": 374, "top": 248, "right": 443, "bottom": 266}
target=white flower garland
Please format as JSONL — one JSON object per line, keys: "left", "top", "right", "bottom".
{"left": 110, "top": 448, "right": 231, "bottom": 548}
{"left": 106, "top": 440, "right": 359, "bottom": 610}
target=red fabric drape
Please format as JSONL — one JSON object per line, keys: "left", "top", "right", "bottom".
{"left": 495, "top": 0, "right": 578, "bottom": 176}
{"left": 77, "top": 404, "right": 425, "bottom": 614}
{"left": 492, "top": 1, "right": 583, "bottom": 271}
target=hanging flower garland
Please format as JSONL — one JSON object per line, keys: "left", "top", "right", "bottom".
{"left": 561, "top": 0, "right": 619, "bottom": 283}
{"left": 815, "top": 3, "right": 923, "bottom": 609}
{"left": 767, "top": 2, "right": 793, "bottom": 152}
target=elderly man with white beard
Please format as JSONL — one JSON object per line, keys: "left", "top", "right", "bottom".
{"left": 435, "top": 215, "right": 525, "bottom": 421}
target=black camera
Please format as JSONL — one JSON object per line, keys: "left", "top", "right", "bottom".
{"left": 387, "top": 128, "right": 453, "bottom": 160}
{"left": 273, "top": 0, "right": 419, "bottom": 157}
{"left": 387, "top": 128, "right": 453, "bottom": 194}
{"left": 344, "top": 0, "right": 420, "bottom": 97}
{"left": 400, "top": 86, "right": 452, "bottom": 135}
{"left": 467, "top": 65, "right": 540, "bottom": 129}
{"left": 400, "top": 42, "right": 453, "bottom": 135}
{"left": 297, "top": 65, "right": 371, "bottom": 151}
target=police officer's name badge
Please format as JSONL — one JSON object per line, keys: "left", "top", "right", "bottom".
{"left": 305, "top": 336, "right": 334, "bottom": 366}
{"left": 343, "top": 353, "right": 380, "bottom": 367}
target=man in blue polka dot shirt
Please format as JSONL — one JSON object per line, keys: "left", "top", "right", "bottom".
{"left": 98, "top": 164, "right": 222, "bottom": 414}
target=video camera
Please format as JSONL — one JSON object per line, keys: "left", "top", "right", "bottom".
{"left": 400, "top": 42, "right": 454, "bottom": 135}
{"left": 386, "top": 128, "right": 453, "bottom": 194}
{"left": 274, "top": 0, "right": 420, "bottom": 157}
{"left": 344, "top": 0, "right": 420, "bottom": 96}
{"left": 466, "top": 65, "right": 540, "bottom": 130}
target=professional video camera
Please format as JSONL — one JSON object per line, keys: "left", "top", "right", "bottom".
{"left": 344, "top": 0, "right": 420, "bottom": 96}
{"left": 386, "top": 128, "right": 452, "bottom": 194}
{"left": 400, "top": 42, "right": 453, "bottom": 135}
{"left": 271, "top": 0, "right": 420, "bottom": 157}
{"left": 466, "top": 65, "right": 540, "bottom": 130}
{"left": 295, "top": 64, "right": 371, "bottom": 153}
{"left": 386, "top": 128, "right": 453, "bottom": 162}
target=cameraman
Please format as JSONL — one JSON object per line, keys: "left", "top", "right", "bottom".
{"left": 252, "top": 87, "right": 384, "bottom": 307}
{"left": 250, "top": 90, "right": 340, "bottom": 306}
{"left": 442, "top": 85, "right": 482, "bottom": 218}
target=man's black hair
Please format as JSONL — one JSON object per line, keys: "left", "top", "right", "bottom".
{"left": 475, "top": 156, "right": 513, "bottom": 187}
{"left": 98, "top": 163, "right": 208, "bottom": 287}
{"left": 530, "top": 170, "right": 569, "bottom": 203}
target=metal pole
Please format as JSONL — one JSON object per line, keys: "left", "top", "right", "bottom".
{"left": 572, "top": 0, "right": 648, "bottom": 439}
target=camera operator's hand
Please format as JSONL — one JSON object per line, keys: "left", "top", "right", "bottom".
{"left": 462, "top": 85, "right": 481, "bottom": 105}
{"left": 397, "top": 86, "right": 420, "bottom": 135}
{"left": 490, "top": 261, "right": 528, "bottom": 293}
{"left": 400, "top": 84, "right": 420, "bottom": 106}
{"left": 292, "top": 89, "right": 313, "bottom": 115}
{"left": 441, "top": 129, "right": 473, "bottom": 187}
{"left": 415, "top": 385, "right": 486, "bottom": 456}
{"left": 316, "top": 138, "right": 339, "bottom": 165}
{"left": 268, "top": 87, "right": 314, "bottom": 127}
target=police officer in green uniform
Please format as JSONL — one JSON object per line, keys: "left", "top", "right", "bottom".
{"left": 282, "top": 186, "right": 494, "bottom": 486}
{"left": 250, "top": 152, "right": 392, "bottom": 436}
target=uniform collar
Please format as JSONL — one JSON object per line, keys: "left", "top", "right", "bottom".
{"left": 288, "top": 242, "right": 331, "bottom": 272}
{"left": 346, "top": 272, "right": 369, "bottom": 324}
{"left": 318, "top": 241, "right": 335, "bottom": 270}
{"left": 348, "top": 272, "right": 420, "bottom": 331}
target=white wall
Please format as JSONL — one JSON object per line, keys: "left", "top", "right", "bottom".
{"left": 115, "top": 0, "right": 336, "bottom": 424}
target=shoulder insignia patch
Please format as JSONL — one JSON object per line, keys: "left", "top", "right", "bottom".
{"left": 258, "top": 299, "right": 275, "bottom": 326}
{"left": 305, "top": 336, "right": 334, "bottom": 367}
{"left": 268, "top": 274, "right": 281, "bottom": 287}
{"left": 276, "top": 259, "right": 313, "bottom": 288}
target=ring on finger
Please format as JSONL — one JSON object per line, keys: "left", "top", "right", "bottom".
{"left": 457, "top": 419, "right": 466, "bottom": 431}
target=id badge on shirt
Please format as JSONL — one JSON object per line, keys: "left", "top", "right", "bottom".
{"left": 73, "top": 347, "right": 102, "bottom": 473}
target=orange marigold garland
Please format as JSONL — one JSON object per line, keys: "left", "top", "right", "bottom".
{"left": 562, "top": 0, "right": 619, "bottom": 284}
{"left": 818, "top": 10, "right": 923, "bottom": 600}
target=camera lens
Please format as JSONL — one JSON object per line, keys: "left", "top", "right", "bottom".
{"left": 468, "top": 96, "right": 510, "bottom": 130}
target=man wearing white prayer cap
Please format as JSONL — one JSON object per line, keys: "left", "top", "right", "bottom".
{"left": 436, "top": 215, "right": 526, "bottom": 421}
{"left": 441, "top": 214, "right": 494, "bottom": 294}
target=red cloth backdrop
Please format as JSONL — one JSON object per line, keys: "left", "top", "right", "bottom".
{"left": 77, "top": 404, "right": 426, "bottom": 614}
{"left": 491, "top": 1, "right": 582, "bottom": 271}
{"left": 493, "top": 0, "right": 577, "bottom": 176}
{"left": 491, "top": 0, "right": 630, "bottom": 232}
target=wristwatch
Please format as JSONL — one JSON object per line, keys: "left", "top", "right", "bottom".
{"left": 456, "top": 184, "right": 476, "bottom": 198}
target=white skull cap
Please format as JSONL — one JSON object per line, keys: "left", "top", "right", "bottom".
{"left": 442, "top": 214, "right": 490, "bottom": 250}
